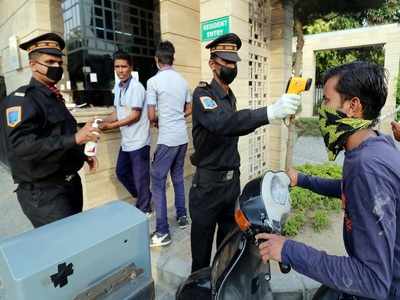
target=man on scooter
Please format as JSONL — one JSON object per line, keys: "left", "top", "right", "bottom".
{"left": 256, "top": 61, "right": 400, "bottom": 299}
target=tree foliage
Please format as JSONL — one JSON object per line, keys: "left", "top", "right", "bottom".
{"left": 314, "top": 47, "right": 385, "bottom": 84}
{"left": 293, "top": 0, "right": 394, "bottom": 76}
{"left": 304, "top": 0, "right": 400, "bottom": 34}
{"left": 302, "top": 0, "right": 399, "bottom": 83}
{"left": 295, "top": 0, "right": 387, "bottom": 28}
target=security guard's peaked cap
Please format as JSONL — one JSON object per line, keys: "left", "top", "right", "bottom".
{"left": 206, "top": 33, "right": 241, "bottom": 62}
{"left": 19, "top": 33, "right": 65, "bottom": 56}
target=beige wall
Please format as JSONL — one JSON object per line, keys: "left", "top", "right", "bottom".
{"left": 0, "top": 0, "right": 64, "bottom": 94}
{"left": 157, "top": 0, "right": 201, "bottom": 90}
{"left": 297, "top": 23, "right": 400, "bottom": 134}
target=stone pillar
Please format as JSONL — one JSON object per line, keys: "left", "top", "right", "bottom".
{"left": 268, "top": 0, "right": 294, "bottom": 170}
{"left": 381, "top": 40, "right": 400, "bottom": 132}
{"left": 157, "top": 0, "right": 201, "bottom": 89}
{"left": 300, "top": 48, "right": 316, "bottom": 117}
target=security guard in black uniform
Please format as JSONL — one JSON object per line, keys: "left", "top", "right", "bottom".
{"left": 189, "top": 33, "right": 301, "bottom": 272}
{"left": 0, "top": 33, "right": 99, "bottom": 228}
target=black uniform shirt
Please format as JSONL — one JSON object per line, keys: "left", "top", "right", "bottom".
{"left": 191, "top": 79, "right": 270, "bottom": 171}
{"left": 1, "top": 78, "right": 86, "bottom": 183}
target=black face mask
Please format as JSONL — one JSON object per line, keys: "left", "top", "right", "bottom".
{"left": 215, "top": 62, "right": 237, "bottom": 85}
{"left": 36, "top": 61, "right": 64, "bottom": 83}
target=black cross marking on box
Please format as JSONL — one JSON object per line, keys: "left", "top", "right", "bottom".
{"left": 50, "top": 262, "right": 74, "bottom": 288}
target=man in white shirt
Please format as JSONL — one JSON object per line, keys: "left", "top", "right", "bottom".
{"left": 100, "top": 51, "right": 152, "bottom": 215}
{"left": 147, "top": 41, "right": 192, "bottom": 247}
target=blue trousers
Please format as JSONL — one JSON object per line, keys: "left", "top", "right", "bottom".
{"left": 151, "top": 144, "right": 188, "bottom": 234}
{"left": 116, "top": 145, "right": 151, "bottom": 213}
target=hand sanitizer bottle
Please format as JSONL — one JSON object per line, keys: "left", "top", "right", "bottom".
{"left": 84, "top": 119, "right": 102, "bottom": 157}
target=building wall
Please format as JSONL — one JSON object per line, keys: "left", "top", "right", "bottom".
{"left": 157, "top": 0, "right": 201, "bottom": 89}
{"left": 0, "top": 0, "right": 64, "bottom": 94}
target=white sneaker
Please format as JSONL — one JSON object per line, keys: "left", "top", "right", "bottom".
{"left": 150, "top": 231, "right": 172, "bottom": 247}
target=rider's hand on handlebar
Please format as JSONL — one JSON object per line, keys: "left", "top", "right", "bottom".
{"left": 255, "top": 233, "right": 286, "bottom": 263}
{"left": 286, "top": 168, "right": 298, "bottom": 187}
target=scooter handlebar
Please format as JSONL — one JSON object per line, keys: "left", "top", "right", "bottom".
{"left": 279, "top": 262, "right": 291, "bottom": 274}
{"left": 256, "top": 237, "right": 291, "bottom": 274}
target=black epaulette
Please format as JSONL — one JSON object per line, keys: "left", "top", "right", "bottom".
{"left": 10, "top": 85, "right": 30, "bottom": 98}
{"left": 197, "top": 81, "right": 209, "bottom": 88}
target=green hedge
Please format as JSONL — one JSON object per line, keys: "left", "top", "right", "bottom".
{"left": 282, "top": 163, "right": 342, "bottom": 236}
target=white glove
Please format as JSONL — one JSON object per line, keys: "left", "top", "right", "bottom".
{"left": 267, "top": 93, "right": 301, "bottom": 121}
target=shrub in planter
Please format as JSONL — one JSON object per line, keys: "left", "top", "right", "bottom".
{"left": 283, "top": 163, "right": 342, "bottom": 236}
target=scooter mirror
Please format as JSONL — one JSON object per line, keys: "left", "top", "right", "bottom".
{"left": 261, "top": 171, "right": 291, "bottom": 232}
{"left": 235, "top": 171, "right": 291, "bottom": 234}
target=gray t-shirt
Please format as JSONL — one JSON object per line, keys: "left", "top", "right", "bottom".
{"left": 146, "top": 67, "right": 191, "bottom": 146}
{"left": 114, "top": 78, "right": 150, "bottom": 151}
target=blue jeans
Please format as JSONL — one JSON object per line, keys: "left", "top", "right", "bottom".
{"left": 116, "top": 146, "right": 152, "bottom": 213}
{"left": 151, "top": 144, "right": 188, "bottom": 234}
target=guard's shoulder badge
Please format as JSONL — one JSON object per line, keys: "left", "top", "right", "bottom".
{"left": 6, "top": 106, "right": 22, "bottom": 127}
{"left": 199, "top": 96, "right": 217, "bottom": 110}
{"left": 197, "top": 81, "right": 208, "bottom": 88}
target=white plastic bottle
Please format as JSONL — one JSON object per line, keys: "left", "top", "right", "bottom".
{"left": 84, "top": 119, "right": 102, "bottom": 157}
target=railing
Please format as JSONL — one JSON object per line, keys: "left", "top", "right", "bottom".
{"left": 313, "top": 84, "right": 323, "bottom": 116}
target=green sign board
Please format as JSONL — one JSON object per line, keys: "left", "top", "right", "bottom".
{"left": 201, "top": 16, "right": 230, "bottom": 42}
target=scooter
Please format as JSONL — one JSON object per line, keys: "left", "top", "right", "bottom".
{"left": 176, "top": 171, "right": 292, "bottom": 300}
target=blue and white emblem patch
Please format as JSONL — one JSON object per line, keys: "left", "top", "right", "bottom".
{"left": 199, "top": 96, "right": 217, "bottom": 110}
{"left": 6, "top": 106, "right": 22, "bottom": 128}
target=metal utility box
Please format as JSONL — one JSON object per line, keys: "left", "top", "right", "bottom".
{"left": 0, "top": 201, "right": 154, "bottom": 300}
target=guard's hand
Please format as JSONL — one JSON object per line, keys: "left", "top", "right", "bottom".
{"left": 391, "top": 121, "right": 400, "bottom": 142}
{"left": 267, "top": 94, "right": 301, "bottom": 121}
{"left": 287, "top": 168, "right": 298, "bottom": 187}
{"left": 256, "top": 233, "right": 286, "bottom": 263}
{"left": 75, "top": 121, "right": 100, "bottom": 145}
{"left": 86, "top": 156, "right": 98, "bottom": 172}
